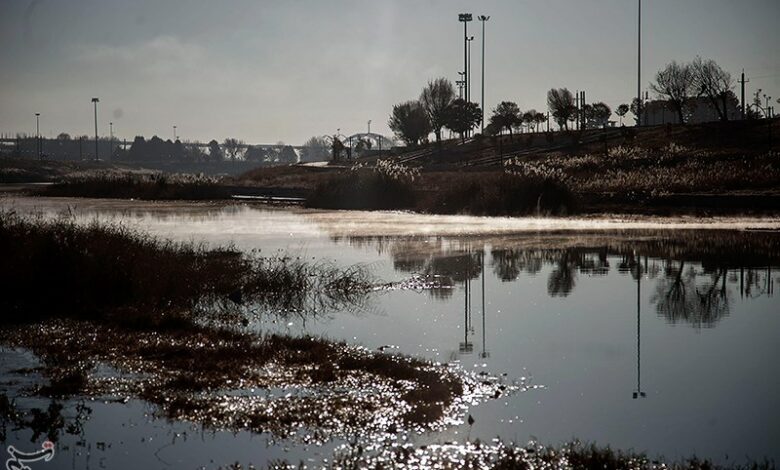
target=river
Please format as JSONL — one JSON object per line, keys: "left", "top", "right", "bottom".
{"left": 1, "top": 196, "right": 779, "bottom": 468}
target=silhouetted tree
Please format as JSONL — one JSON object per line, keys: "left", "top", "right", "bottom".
{"left": 547, "top": 88, "right": 576, "bottom": 130}
{"left": 223, "top": 138, "right": 244, "bottom": 161}
{"left": 388, "top": 100, "right": 432, "bottom": 146}
{"left": 300, "top": 136, "right": 330, "bottom": 162}
{"left": 443, "top": 99, "right": 482, "bottom": 143}
{"left": 585, "top": 102, "right": 612, "bottom": 128}
{"left": 522, "top": 110, "right": 536, "bottom": 133}
{"left": 489, "top": 101, "right": 521, "bottom": 137}
{"left": 691, "top": 56, "right": 734, "bottom": 121}
{"left": 651, "top": 60, "right": 694, "bottom": 124}
{"left": 420, "top": 78, "right": 456, "bottom": 146}
{"left": 278, "top": 145, "right": 298, "bottom": 164}
{"left": 534, "top": 112, "right": 546, "bottom": 132}
{"left": 208, "top": 139, "right": 224, "bottom": 162}
{"left": 331, "top": 136, "right": 345, "bottom": 161}
{"left": 128, "top": 136, "right": 146, "bottom": 161}
{"left": 56, "top": 133, "right": 71, "bottom": 141}
{"left": 172, "top": 139, "right": 184, "bottom": 161}
{"left": 616, "top": 104, "right": 629, "bottom": 125}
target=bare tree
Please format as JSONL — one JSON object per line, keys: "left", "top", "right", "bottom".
{"left": 388, "top": 100, "right": 432, "bottom": 146}
{"left": 419, "top": 78, "right": 456, "bottom": 146}
{"left": 300, "top": 136, "right": 330, "bottom": 162}
{"left": 547, "top": 88, "right": 576, "bottom": 130}
{"left": 651, "top": 61, "right": 694, "bottom": 124}
{"left": 222, "top": 137, "right": 245, "bottom": 161}
{"left": 691, "top": 56, "right": 734, "bottom": 121}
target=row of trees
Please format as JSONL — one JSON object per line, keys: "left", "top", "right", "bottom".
{"left": 389, "top": 78, "right": 482, "bottom": 145}
{"left": 386, "top": 57, "right": 759, "bottom": 145}
{"left": 119, "top": 136, "right": 297, "bottom": 164}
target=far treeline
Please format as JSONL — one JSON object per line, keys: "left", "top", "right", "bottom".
{"left": 386, "top": 56, "right": 776, "bottom": 146}
{"left": 3, "top": 134, "right": 304, "bottom": 165}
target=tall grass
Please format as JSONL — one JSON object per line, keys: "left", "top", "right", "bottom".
{"left": 425, "top": 171, "right": 576, "bottom": 216}
{"left": 0, "top": 212, "right": 370, "bottom": 327}
{"left": 36, "top": 172, "right": 232, "bottom": 200}
{"left": 306, "top": 160, "right": 418, "bottom": 210}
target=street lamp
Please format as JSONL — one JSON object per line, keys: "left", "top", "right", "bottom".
{"left": 458, "top": 13, "right": 473, "bottom": 109}
{"left": 466, "top": 35, "right": 474, "bottom": 103}
{"left": 478, "top": 15, "right": 490, "bottom": 134}
{"left": 35, "top": 113, "right": 41, "bottom": 159}
{"left": 109, "top": 122, "right": 113, "bottom": 162}
{"left": 636, "top": 0, "right": 642, "bottom": 127}
{"left": 173, "top": 125, "right": 177, "bottom": 141}
{"left": 91, "top": 98, "right": 99, "bottom": 161}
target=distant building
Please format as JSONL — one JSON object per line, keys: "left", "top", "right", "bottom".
{"left": 641, "top": 94, "right": 741, "bottom": 125}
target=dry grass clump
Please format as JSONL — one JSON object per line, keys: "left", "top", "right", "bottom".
{"left": 306, "top": 160, "right": 419, "bottom": 210}
{"left": 424, "top": 171, "right": 576, "bottom": 216}
{"left": 35, "top": 172, "right": 232, "bottom": 200}
{"left": 0, "top": 211, "right": 370, "bottom": 326}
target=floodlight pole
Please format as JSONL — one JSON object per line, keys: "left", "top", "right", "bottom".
{"left": 92, "top": 97, "right": 100, "bottom": 161}
{"left": 636, "top": 0, "right": 642, "bottom": 127}
{"left": 478, "top": 15, "right": 490, "bottom": 134}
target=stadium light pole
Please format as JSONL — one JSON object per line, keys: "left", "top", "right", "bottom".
{"left": 458, "top": 14, "right": 472, "bottom": 108}
{"left": 91, "top": 97, "right": 99, "bottom": 161}
{"left": 636, "top": 0, "right": 642, "bottom": 127}
{"left": 109, "top": 121, "right": 113, "bottom": 162}
{"left": 35, "top": 113, "right": 41, "bottom": 159}
{"left": 478, "top": 15, "right": 490, "bottom": 134}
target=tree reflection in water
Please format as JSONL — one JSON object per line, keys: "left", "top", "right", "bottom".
{"left": 337, "top": 230, "right": 778, "bottom": 329}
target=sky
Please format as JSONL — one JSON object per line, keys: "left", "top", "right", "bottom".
{"left": 1, "top": 0, "right": 778, "bottom": 145}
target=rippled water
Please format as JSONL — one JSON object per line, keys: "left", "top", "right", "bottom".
{"left": 2, "top": 197, "right": 779, "bottom": 468}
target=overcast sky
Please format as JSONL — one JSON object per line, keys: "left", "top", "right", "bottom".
{"left": 1, "top": 0, "right": 778, "bottom": 145}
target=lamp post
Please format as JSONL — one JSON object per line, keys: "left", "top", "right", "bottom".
{"left": 109, "top": 121, "right": 113, "bottom": 162}
{"left": 636, "top": 0, "right": 642, "bottom": 127}
{"left": 35, "top": 113, "right": 40, "bottom": 159}
{"left": 173, "top": 125, "right": 177, "bottom": 141}
{"left": 458, "top": 13, "right": 472, "bottom": 108}
{"left": 478, "top": 15, "right": 490, "bottom": 134}
{"left": 458, "top": 71, "right": 466, "bottom": 99}
{"left": 466, "top": 35, "right": 474, "bottom": 104}
{"left": 91, "top": 97, "right": 99, "bottom": 161}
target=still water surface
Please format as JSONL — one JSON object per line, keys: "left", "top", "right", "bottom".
{"left": 2, "top": 197, "right": 779, "bottom": 468}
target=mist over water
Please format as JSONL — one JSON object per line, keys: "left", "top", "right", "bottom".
{"left": 2, "top": 197, "right": 779, "bottom": 467}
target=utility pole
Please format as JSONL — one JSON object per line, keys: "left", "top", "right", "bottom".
{"left": 739, "top": 69, "right": 749, "bottom": 120}
{"left": 91, "top": 97, "right": 99, "bottom": 161}
{"left": 575, "top": 91, "right": 579, "bottom": 131}
{"left": 637, "top": 0, "right": 642, "bottom": 127}
{"left": 581, "top": 91, "right": 586, "bottom": 129}
{"left": 478, "top": 15, "right": 490, "bottom": 134}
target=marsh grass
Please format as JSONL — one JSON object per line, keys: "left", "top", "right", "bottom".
{"left": 0, "top": 211, "right": 370, "bottom": 326}
{"left": 424, "top": 172, "right": 576, "bottom": 216}
{"left": 306, "top": 160, "right": 418, "bottom": 210}
{"left": 35, "top": 172, "right": 232, "bottom": 200}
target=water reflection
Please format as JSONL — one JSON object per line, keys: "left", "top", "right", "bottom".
{"left": 338, "top": 230, "right": 779, "bottom": 330}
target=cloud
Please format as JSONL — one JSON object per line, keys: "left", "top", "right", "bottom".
{"left": 75, "top": 35, "right": 206, "bottom": 76}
